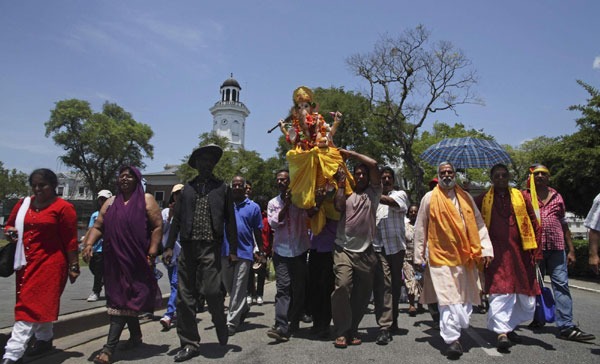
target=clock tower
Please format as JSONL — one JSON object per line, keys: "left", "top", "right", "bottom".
{"left": 209, "top": 74, "right": 250, "bottom": 149}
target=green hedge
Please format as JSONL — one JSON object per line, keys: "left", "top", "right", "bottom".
{"left": 567, "top": 239, "right": 597, "bottom": 278}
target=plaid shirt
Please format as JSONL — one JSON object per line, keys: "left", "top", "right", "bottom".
{"left": 525, "top": 187, "right": 567, "bottom": 251}
{"left": 373, "top": 189, "right": 409, "bottom": 255}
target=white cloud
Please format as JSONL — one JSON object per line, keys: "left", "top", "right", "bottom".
{"left": 594, "top": 56, "right": 600, "bottom": 69}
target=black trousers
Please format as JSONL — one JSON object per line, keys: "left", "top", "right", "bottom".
{"left": 273, "top": 252, "right": 307, "bottom": 334}
{"left": 247, "top": 262, "right": 267, "bottom": 297}
{"left": 104, "top": 315, "right": 141, "bottom": 352}
{"left": 176, "top": 240, "right": 226, "bottom": 348}
{"left": 89, "top": 252, "right": 104, "bottom": 294}
{"left": 308, "top": 250, "right": 334, "bottom": 329}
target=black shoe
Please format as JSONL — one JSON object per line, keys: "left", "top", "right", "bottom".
{"left": 216, "top": 324, "right": 229, "bottom": 346}
{"left": 376, "top": 330, "right": 392, "bottom": 345}
{"left": 559, "top": 326, "right": 596, "bottom": 342}
{"left": 497, "top": 334, "right": 511, "bottom": 351}
{"left": 301, "top": 314, "right": 313, "bottom": 323}
{"left": 1, "top": 358, "right": 23, "bottom": 364}
{"left": 228, "top": 325, "right": 236, "bottom": 336}
{"left": 26, "top": 339, "right": 53, "bottom": 356}
{"left": 267, "top": 326, "right": 289, "bottom": 342}
{"left": 389, "top": 322, "right": 399, "bottom": 334}
{"left": 446, "top": 340, "right": 463, "bottom": 358}
{"left": 506, "top": 331, "right": 522, "bottom": 343}
{"left": 174, "top": 345, "right": 200, "bottom": 362}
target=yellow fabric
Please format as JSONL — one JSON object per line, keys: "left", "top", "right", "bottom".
{"left": 287, "top": 146, "right": 354, "bottom": 235}
{"left": 527, "top": 166, "right": 549, "bottom": 224}
{"left": 481, "top": 187, "right": 538, "bottom": 251}
{"left": 427, "top": 185, "right": 482, "bottom": 267}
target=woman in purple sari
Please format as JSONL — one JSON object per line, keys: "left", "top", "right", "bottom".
{"left": 83, "top": 166, "right": 163, "bottom": 364}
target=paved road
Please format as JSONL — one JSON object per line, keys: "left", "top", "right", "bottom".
{"left": 0, "top": 266, "right": 172, "bottom": 329}
{"left": 34, "top": 280, "right": 600, "bottom": 364}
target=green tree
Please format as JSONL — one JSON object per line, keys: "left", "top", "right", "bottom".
{"left": 507, "top": 80, "right": 600, "bottom": 216}
{"left": 347, "top": 25, "right": 481, "bottom": 200}
{"left": 0, "top": 161, "right": 28, "bottom": 202}
{"left": 504, "top": 136, "right": 559, "bottom": 189}
{"left": 45, "top": 99, "right": 154, "bottom": 197}
{"left": 548, "top": 80, "right": 600, "bottom": 216}
{"left": 177, "top": 132, "right": 283, "bottom": 201}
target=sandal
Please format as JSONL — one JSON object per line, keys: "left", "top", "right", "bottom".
{"left": 93, "top": 349, "right": 112, "bottom": 364}
{"left": 349, "top": 335, "right": 362, "bottom": 346}
{"left": 334, "top": 336, "right": 347, "bottom": 348}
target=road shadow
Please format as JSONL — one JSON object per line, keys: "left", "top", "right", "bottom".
{"left": 29, "top": 348, "right": 85, "bottom": 363}
{"left": 85, "top": 342, "right": 170, "bottom": 362}
{"left": 246, "top": 311, "right": 265, "bottom": 319}
{"left": 237, "top": 322, "right": 268, "bottom": 333}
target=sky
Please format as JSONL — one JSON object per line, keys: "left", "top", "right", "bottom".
{"left": 1, "top": 0, "right": 599, "bottom": 175}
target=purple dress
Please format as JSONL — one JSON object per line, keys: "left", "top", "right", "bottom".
{"left": 103, "top": 166, "right": 161, "bottom": 315}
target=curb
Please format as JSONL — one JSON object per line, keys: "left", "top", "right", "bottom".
{"left": 0, "top": 293, "right": 170, "bottom": 339}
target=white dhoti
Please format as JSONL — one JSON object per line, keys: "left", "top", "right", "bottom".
{"left": 487, "top": 293, "right": 535, "bottom": 334}
{"left": 439, "top": 303, "right": 472, "bottom": 343}
{"left": 3, "top": 321, "right": 53, "bottom": 361}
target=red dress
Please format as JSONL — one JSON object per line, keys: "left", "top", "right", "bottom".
{"left": 475, "top": 190, "right": 542, "bottom": 296}
{"left": 5, "top": 197, "right": 78, "bottom": 322}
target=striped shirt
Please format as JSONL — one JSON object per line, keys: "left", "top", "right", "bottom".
{"left": 584, "top": 193, "right": 600, "bottom": 231}
{"left": 373, "top": 189, "right": 409, "bottom": 255}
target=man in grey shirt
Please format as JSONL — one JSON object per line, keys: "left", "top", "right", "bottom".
{"left": 331, "top": 149, "right": 381, "bottom": 348}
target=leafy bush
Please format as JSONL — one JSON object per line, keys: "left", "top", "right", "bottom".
{"left": 567, "top": 239, "right": 596, "bottom": 278}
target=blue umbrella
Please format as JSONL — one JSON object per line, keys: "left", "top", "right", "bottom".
{"left": 420, "top": 137, "right": 512, "bottom": 168}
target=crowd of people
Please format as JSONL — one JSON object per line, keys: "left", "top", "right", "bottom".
{"left": 2, "top": 142, "right": 600, "bottom": 363}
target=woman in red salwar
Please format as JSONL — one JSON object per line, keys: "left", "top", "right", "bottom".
{"left": 2, "top": 168, "right": 79, "bottom": 364}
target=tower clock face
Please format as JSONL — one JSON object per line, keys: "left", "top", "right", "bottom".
{"left": 222, "top": 119, "right": 227, "bottom": 125}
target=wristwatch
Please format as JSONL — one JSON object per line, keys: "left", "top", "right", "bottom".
{"left": 258, "top": 252, "right": 266, "bottom": 257}
{"left": 69, "top": 264, "right": 80, "bottom": 274}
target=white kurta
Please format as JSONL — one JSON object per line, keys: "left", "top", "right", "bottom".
{"left": 413, "top": 189, "right": 494, "bottom": 306}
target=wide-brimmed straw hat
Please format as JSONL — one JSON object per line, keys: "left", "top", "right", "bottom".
{"left": 187, "top": 144, "right": 223, "bottom": 168}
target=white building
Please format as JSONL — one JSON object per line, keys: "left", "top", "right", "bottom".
{"left": 566, "top": 211, "right": 588, "bottom": 240}
{"left": 56, "top": 172, "right": 94, "bottom": 200}
{"left": 209, "top": 74, "right": 250, "bottom": 149}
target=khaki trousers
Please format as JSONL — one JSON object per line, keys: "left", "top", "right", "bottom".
{"left": 331, "top": 245, "right": 376, "bottom": 337}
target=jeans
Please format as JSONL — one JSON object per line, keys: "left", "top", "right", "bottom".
{"left": 165, "top": 264, "right": 178, "bottom": 318}
{"left": 540, "top": 250, "right": 574, "bottom": 330}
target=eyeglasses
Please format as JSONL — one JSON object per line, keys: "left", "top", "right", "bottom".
{"left": 439, "top": 170, "right": 454, "bottom": 176}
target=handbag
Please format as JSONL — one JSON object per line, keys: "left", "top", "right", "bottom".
{"left": 534, "top": 265, "right": 556, "bottom": 323}
{"left": 0, "top": 242, "right": 16, "bottom": 277}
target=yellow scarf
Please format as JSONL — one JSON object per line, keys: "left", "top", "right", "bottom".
{"left": 427, "top": 185, "right": 482, "bottom": 267}
{"left": 481, "top": 187, "right": 537, "bottom": 251}
{"left": 528, "top": 166, "right": 549, "bottom": 224}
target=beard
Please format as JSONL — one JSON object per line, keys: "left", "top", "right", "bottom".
{"left": 439, "top": 176, "right": 456, "bottom": 189}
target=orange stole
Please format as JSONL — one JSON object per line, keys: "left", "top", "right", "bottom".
{"left": 427, "top": 185, "right": 482, "bottom": 267}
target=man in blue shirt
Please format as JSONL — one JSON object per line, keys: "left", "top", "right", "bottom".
{"left": 86, "top": 189, "right": 113, "bottom": 302}
{"left": 221, "top": 176, "right": 266, "bottom": 336}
